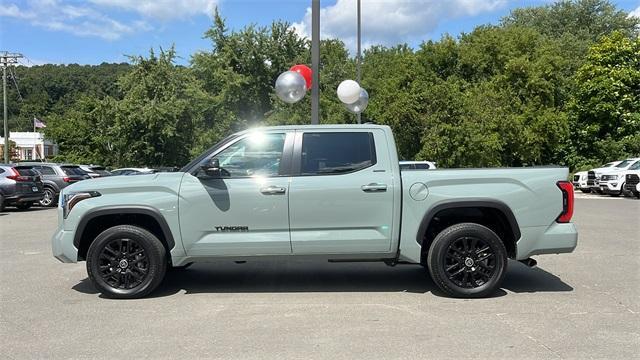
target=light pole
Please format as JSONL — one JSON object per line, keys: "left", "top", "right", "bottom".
{"left": 356, "top": 0, "right": 361, "bottom": 124}
{"left": 311, "top": 0, "right": 320, "bottom": 125}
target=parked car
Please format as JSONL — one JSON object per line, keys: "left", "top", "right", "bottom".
{"left": 587, "top": 161, "right": 622, "bottom": 193}
{"left": 110, "top": 168, "right": 157, "bottom": 176}
{"left": 399, "top": 161, "right": 437, "bottom": 170}
{"left": 622, "top": 162, "right": 640, "bottom": 199}
{"left": 52, "top": 125, "right": 577, "bottom": 299}
{"left": 598, "top": 158, "right": 640, "bottom": 196}
{"left": 572, "top": 171, "right": 590, "bottom": 193}
{"left": 0, "top": 164, "right": 44, "bottom": 211}
{"left": 19, "top": 162, "right": 91, "bottom": 207}
{"left": 79, "top": 165, "right": 112, "bottom": 178}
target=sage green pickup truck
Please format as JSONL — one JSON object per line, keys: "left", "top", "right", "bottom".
{"left": 52, "top": 125, "right": 577, "bottom": 298}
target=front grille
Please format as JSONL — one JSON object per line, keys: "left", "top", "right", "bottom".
{"left": 587, "top": 171, "right": 596, "bottom": 179}
{"left": 626, "top": 174, "right": 639, "bottom": 186}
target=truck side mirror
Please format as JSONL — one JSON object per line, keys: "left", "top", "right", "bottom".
{"left": 201, "top": 158, "right": 223, "bottom": 178}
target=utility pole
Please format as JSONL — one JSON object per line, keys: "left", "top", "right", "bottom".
{"left": 356, "top": 0, "right": 361, "bottom": 124}
{"left": 311, "top": 0, "right": 320, "bottom": 125}
{"left": 1, "top": 52, "right": 23, "bottom": 164}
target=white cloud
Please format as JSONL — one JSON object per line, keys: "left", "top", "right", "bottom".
{"left": 629, "top": 6, "right": 640, "bottom": 19}
{"left": 89, "top": 0, "right": 219, "bottom": 21}
{"left": 0, "top": 0, "right": 217, "bottom": 40}
{"left": 291, "top": 0, "right": 508, "bottom": 52}
{"left": 0, "top": 0, "right": 151, "bottom": 40}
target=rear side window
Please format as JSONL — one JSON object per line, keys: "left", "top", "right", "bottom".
{"left": 14, "top": 167, "right": 38, "bottom": 176}
{"left": 300, "top": 132, "right": 376, "bottom": 175}
{"left": 36, "top": 166, "right": 56, "bottom": 175}
{"left": 61, "top": 166, "right": 88, "bottom": 176}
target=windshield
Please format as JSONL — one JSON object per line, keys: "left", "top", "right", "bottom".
{"left": 628, "top": 161, "right": 640, "bottom": 170}
{"left": 615, "top": 160, "right": 632, "bottom": 168}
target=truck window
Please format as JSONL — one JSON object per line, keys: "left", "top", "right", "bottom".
{"left": 215, "top": 133, "right": 286, "bottom": 178}
{"left": 300, "top": 132, "right": 376, "bottom": 175}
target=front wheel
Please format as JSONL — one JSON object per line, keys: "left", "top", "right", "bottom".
{"left": 86, "top": 225, "right": 167, "bottom": 299}
{"left": 427, "top": 223, "right": 508, "bottom": 298}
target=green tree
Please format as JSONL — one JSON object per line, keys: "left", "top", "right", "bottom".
{"left": 569, "top": 31, "right": 640, "bottom": 167}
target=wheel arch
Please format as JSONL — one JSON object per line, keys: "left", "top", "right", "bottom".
{"left": 74, "top": 206, "right": 176, "bottom": 261}
{"left": 417, "top": 200, "right": 521, "bottom": 260}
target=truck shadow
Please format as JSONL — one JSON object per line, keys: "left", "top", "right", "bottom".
{"left": 72, "top": 260, "right": 573, "bottom": 298}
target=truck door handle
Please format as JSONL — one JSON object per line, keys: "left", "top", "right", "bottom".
{"left": 260, "top": 186, "right": 286, "bottom": 195}
{"left": 361, "top": 183, "right": 387, "bottom": 192}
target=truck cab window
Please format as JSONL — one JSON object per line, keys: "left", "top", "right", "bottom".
{"left": 214, "top": 132, "right": 286, "bottom": 178}
{"left": 300, "top": 132, "right": 376, "bottom": 175}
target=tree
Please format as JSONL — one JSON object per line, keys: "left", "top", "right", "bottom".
{"left": 569, "top": 31, "right": 640, "bottom": 167}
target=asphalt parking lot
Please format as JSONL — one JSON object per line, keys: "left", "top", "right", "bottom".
{"left": 1, "top": 196, "right": 638, "bottom": 359}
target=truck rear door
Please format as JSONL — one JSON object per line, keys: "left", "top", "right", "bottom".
{"left": 288, "top": 129, "right": 396, "bottom": 254}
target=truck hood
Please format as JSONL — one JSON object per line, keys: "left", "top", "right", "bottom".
{"left": 63, "top": 172, "right": 185, "bottom": 194}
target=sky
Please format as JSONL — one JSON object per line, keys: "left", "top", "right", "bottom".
{"left": 1, "top": 0, "right": 639, "bottom": 66}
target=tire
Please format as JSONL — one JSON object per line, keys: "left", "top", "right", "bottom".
{"left": 39, "top": 187, "right": 57, "bottom": 207}
{"left": 427, "top": 223, "right": 508, "bottom": 298}
{"left": 633, "top": 191, "right": 640, "bottom": 199}
{"left": 86, "top": 225, "right": 167, "bottom": 299}
{"left": 16, "top": 202, "right": 32, "bottom": 210}
{"left": 0, "top": 194, "right": 4, "bottom": 212}
{"left": 580, "top": 189, "right": 591, "bottom": 193}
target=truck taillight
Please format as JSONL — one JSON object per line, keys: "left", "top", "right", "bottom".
{"left": 556, "top": 181, "right": 574, "bottom": 223}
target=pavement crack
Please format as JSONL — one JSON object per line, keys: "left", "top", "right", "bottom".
{"left": 495, "top": 313, "right": 564, "bottom": 359}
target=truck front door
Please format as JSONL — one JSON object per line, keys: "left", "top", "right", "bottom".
{"left": 288, "top": 129, "right": 396, "bottom": 254}
{"left": 178, "top": 131, "right": 294, "bottom": 256}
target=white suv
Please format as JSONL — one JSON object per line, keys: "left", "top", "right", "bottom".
{"left": 587, "top": 161, "right": 622, "bottom": 193}
{"left": 598, "top": 158, "right": 640, "bottom": 196}
{"left": 572, "top": 171, "right": 590, "bottom": 192}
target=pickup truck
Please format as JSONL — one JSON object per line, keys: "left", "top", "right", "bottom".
{"left": 52, "top": 125, "right": 577, "bottom": 299}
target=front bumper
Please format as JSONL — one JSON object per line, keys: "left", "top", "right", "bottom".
{"left": 517, "top": 222, "right": 578, "bottom": 259}
{"left": 51, "top": 227, "right": 78, "bottom": 263}
{"left": 599, "top": 181, "right": 622, "bottom": 194}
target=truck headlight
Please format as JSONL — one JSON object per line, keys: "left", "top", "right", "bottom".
{"left": 62, "top": 191, "right": 101, "bottom": 219}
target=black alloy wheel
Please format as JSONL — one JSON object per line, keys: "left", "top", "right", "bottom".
{"left": 98, "top": 238, "right": 149, "bottom": 290}
{"left": 39, "top": 188, "right": 55, "bottom": 207}
{"left": 427, "top": 223, "right": 507, "bottom": 298}
{"left": 443, "top": 236, "right": 496, "bottom": 289}
{"left": 87, "top": 225, "right": 166, "bottom": 298}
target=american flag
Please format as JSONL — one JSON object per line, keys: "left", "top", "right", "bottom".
{"left": 34, "top": 117, "right": 46, "bottom": 128}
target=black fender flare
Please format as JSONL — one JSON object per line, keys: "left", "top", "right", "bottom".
{"left": 416, "top": 199, "right": 521, "bottom": 246}
{"left": 73, "top": 205, "right": 176, "bottom": 250}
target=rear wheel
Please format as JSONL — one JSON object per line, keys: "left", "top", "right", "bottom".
{"left": 427, "top": 223, "right": 507, "bottom": 298}
{"left": 16, "top": 203, "right": 32, "bottom": 210}
{"left": 0, "top": 194, "right": 4, "bottom": 212}
{"left": 39, "top": 187, "right": 56, "bottom": 207}
{"left": 86, "top": 225, "right": 167, "bottom": 299}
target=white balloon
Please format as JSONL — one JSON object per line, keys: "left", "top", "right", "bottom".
{"left": 275, "top": 71, "right": 306, "bottom": 104}
{"left": 345, "top": 88, "right": 369, "bottom": 114}
{"left": 337, "top": 80, "right": 361, "bottom": 104}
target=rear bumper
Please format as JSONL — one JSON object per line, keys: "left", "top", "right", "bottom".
{"left": 51, "top": 227, "right": 78, "bottom": 263}
{"left": 516, "top": 222, "right": 578, "bottom": 260}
